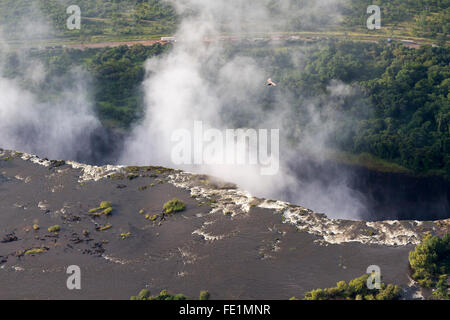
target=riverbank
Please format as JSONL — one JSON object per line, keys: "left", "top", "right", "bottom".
{"left": 329, "top": 150, "right": 448, "bottom": 181}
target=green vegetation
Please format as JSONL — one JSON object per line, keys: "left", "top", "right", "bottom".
{"left": 120, "top": 232, "right": 131, "bottom": 239}
{"left": 199, "top": 290, "right": 210, "bottom": 300}
{"left": 97, "top": 224, "right": 113, "bottom": 231}
{"left": 0, "top": 0, "right": 448, "bottom": 44}
{"left": 303, "top": 274, "right": 402, "bottom": 300}
{"left": 89, "top": 201, "right": 113, "bottom": 216}
{"left": 305, "top": 234, "right": 449, "bottom": 300}
{"left": 1, "top": 44, "right": 169, "bottom": 129}
{"left": 332, "top": 151, "right": 412, "bottom": 174}
{"left": 0, "top": 0, "right": 177, "bottom": 42}
{"left": 0, "top": 2, "right": 448, "bottom": 180}
{"left": 343, "top": 0, "right": 449, "bottom": 40}
{"left": 147, "top": 214, "right": 159, "bottom": 221}
{"left": 100, "top": 201, "right": 112, "bottom": 208}
{"left": 163, "top": 198, "right": 187, "bottom": 214}
{"left": 131, "top": 289, "right": 187, "bottom": 300}
{"left": 8, "top": 41, "right": 449, "bottom": 179}
{"left": 234, "top": 40, "right": 450, "bottom": 179}
{"left": 90, "top": 44, "right": 168, "bottom": 127}
{"left": 47, "top": 225, "right": 60, "bottom": 233}
{"left": 25, "top": 247, "right": 48, "bottom": 255}
{"left": 130, "top": 289, "right": 211, "bottom": 300}
{"left": 409, "top": 233, "right": 449, "bottom": 300}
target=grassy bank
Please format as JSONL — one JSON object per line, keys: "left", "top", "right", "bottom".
{"left": 330, "top": 150, "right": 447, "bottom": 180}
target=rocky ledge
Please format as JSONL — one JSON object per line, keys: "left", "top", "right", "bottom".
{"left": 15, "top": 149, "right": 449, "bottom": 246}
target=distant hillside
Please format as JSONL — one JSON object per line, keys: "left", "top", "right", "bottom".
{"left": 0, "top": 0, "right": 448, "bottom": 43}
{"left": 0, "top": 0, "right": 177, "bottom": 42}
{"left": 342, "top": 0, "right": 449, "bottom": 41}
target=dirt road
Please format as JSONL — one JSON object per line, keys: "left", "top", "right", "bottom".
{"left": 66, "top": 39, "right": 167, "bottom": 49}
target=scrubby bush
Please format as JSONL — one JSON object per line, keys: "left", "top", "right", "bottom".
{"left": 375, "top": 284, "right": 403, "bottom": 300}
{"left": 120, "top": 232, "right": 131, "bottom": 240}
{"left": 199, "top": 290, "right": 210, "bottom": 300}
{"left": 434, "top": 275, "right": 450, "bottom": 300}
{"left": 409, "top": 233, "right": 449, "bottom": 299}
{"left": 100, "top": 201, "right": 112, "bottom": 209}
{"left": 48, "top": 225, "right": 60, "bottom": 233}
{"left": 303, "top": 274, "right": 402, "bottom": 300}
{"left": 304, "top": 288, "right": 328, "bottom": 300}
{"left": 89, "top": 201, "right": 113, "bottom": 216}
{"left": 138, "top": 289, "right": 150, "bottom": 299}
{"left": 131, "top": 289, "right": 187, "bottom": 300}
{"left": 163, "top": 198, "right": 186, "bottom": 214}
{"left": 25, "top": 247, "right": 47, "bottom": 255}
{"left": 98, "top": 224, "right": 112, "bottom": 231}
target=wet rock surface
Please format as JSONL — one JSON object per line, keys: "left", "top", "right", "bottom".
{"left": 0, "top": 149, "right": 447, "bottom": 299}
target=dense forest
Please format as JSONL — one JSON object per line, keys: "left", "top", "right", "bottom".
{"left": 2, "top": 40, "right": 448, "bottom": 178}
{"left": 1, "top": 43, "right": 169, "bottom": 127}
{"left": 0, "top": 0, "right": 449, "bottom": 178}
{"left": 228, "top": 40, "right": 450, "bottom": 178}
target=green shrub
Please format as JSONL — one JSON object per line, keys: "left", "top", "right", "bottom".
{"left": 303, "top": 274, "right": 402, "bottom": 300}
{"left": 98, "top": 224, "right": 112, "bottom": 231}
{"left": 48, "top": 225, "right": 60, "bottom": 233}
{"left": 138, "top": 289, "right": 150, "bottom": 299}
{"left": 163, "top": 198, "right": 186, "bottom": 214}
{"left": 100, "top": 201, "right": 112, "bottom": 209}
{"left": 304, "top": 289, "right": 328, "bottom": 300}
{"left": 376, "top": 284, "right": 403, "bottom": 300}
{"left": 25, "top": 247, "right": 47, "bottom": 255}
{"left": 120, "top": 232, "right": 131, "bottom": 240}
{"left": 131, "top": 289, "right": 187, "bottom": 300}
{"left": 409, "top": 233, "right": 449, "bottom": 299}
{"left": 199, "top": 290, "right": 210, "bottom": 300}
{"left": 433, "top": 275, "right": 450, "bottom": 300}
{"left": 89, "top": 201, "right": 113, "bottom": 216}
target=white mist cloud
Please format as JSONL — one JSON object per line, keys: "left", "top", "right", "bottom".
{"left": 0, "top": 65, "right": 100, "bottom": 161}
{"left": 120, "top": 0, "right": 369, "bottom": 219}
{"left": 0, "top": 10, "right": 101, "bottom": 161}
